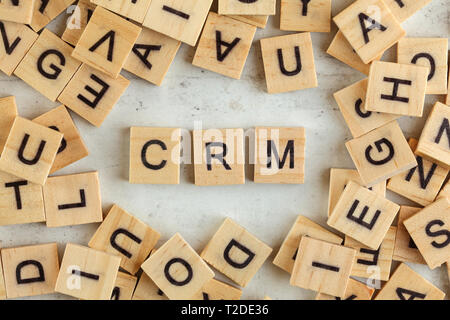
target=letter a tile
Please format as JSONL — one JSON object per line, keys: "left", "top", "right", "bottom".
{"left": 111, "top": 272, "right": 138, "bottom": 300}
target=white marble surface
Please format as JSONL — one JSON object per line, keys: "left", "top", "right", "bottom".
{"left": 0, "top": 0, "right": 449, "bottom": 300}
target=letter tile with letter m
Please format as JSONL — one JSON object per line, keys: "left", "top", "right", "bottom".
{"left": 1, "top": 243, "right": 59, "bottom": 299}
{"left": 328, "top": 181, "right": 399, "bottom": 249}
{"left": 201, "top": 218, "right": 272, "bottom": 287}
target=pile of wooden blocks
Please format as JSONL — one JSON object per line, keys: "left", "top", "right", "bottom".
{"left": 0, "top": 0, "right": 449, "bottom": 300}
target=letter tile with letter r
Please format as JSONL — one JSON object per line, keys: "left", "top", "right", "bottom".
{"left": 110, "top": 272, "right": 137, "bottom": 300}
{"left": 62, "top": 0, "right": 97, "bottom": 46}
{"left": 0, "top": 0, "right": 35, "bottom": 24}
{"left": 0, "top": 117, "right": 63, "bottom": 185}
{"left": 58, "top": 64, "right": 130, "bottom": 127}
{"left": 190, "top": 278, "right": 242, "bottom": 300}
{"left": 29, "top": 0, "right": 74, "bottom": 32}
{"left": 345, "top": 121, "right": 417, "bottom": 186}
{"left": 328, "top": 181, "right": 400, "bottom": 249}
{"left": 55, "top": 243, "right": 121, "bottom": 300}
{"left": 129, "top": 127, "right": 181, "bottom": 184}
{"left": 280, "top": 0, "right": 331, "bottom": 32}
{"left": 132, "top": 272, "right": 168, "bottom": 300}
{"left": 201, "top": 218, "right": 272, "bottom": 287}
{"left": 91, "top": 0, "right": 152, "bottom": 23}
{"left": 1, "top": 243, "right": 59, "bottom": 299}
{"left": 13, "top": 29, "right": 82, "bottom": 102}
{"left": 89, "top": 204, "right": 161, "bottom": 275}
{"left": 333, "top": 0, "right": 405, "bottom": 64}
{"left": 383, "top": 0, "right": 431, "bottom": 23}
{"left": 290, "top": 237, "right": 356, "bottom": 298}
{"left": 0, "top": 96, "right": 17, "bottom": 154}
{"left": 141, "top": 233, "right": 214, "bottom": 300}
{"left": 260, "top": 32, "right": 317, "bottom": 94}
{"left": 404, "top": 197, "right": 450, "bottom": 269}
{"left": 218, "top": 0, "right": 275, "bottom": 15}
{"left": 254, "top": 127, "right": 305, "bottom": 184}
{"left": 192, "top": 12, "right": 256, "bottom": 80}
{"left": 43, "top": 171, "right": 103, "bottom": 227}
{"left": 315, "top": 278, "right": 375, "bottom": 300}
{"left": 375, "top": 263, "right": 444, "bottom": 300}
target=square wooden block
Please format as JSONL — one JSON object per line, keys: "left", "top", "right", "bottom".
{"left": 89, "top": 204, "right": 161, "bottom": 274}
{"left": 375, "top": 263, "right": 445, "bottom": 300}
{"left": 1, "top": 243, "right": 59, "bottom": 299}
{"left": 62, "top": 0, "right": 97, "bottom": 46}
{"left": 345, "top": 120, "right": 417, "bottom": 187}
{"left": 333, "top": 0, "right": 405, "bottom": 64}
{"left": 0, "top": 250, "right": 6, "bottom": 300}
{"left": 254, "top": 127, "right": 305, "bottom": 184}
{"left": 0, "top": 171, "right": 45, "bottom": 226}
{"left": 404, "top": 197, "right": 450, "bottom": 269}
{"left": 365, "top": 61, "right": 428, "bottom": 117}
{"left": 417, "top": 102, "right": 450, "bottom": 169}
{"left": 55, "top": 243, "right": 121, "bottom": 300}
{"left": 29, "top": 0, "right": 74, "bottom": 32}
{"left": 219, "top": 0, "right": 275, "bottom": 15}
{"left": 43, "top": 171, "right": 103, "bottom": 228}
{"left": 344, "top": 226, "right": 396, "bottom": 281}
{"left": 192, "top": 12, "right": 256, "bottom": 80}
{"left": 290, "top": 237, "right": 356, "bottom": 298}
{"left": 123, "top": 28, "right": 181, "bottom": 86}
{"left": 142, "top": 0, "right": 213, "bottom": 47}
{"left": 229, "top": 15, "right": 268, "bottom": 29}
{"left": 393, "top": 206, "right": 426, "bottom": 264}
{"left": 0, "top": 0, "right": 35, "bottom": 24}
{"left": 280, "top": 0, "right": 331, "bottom": 32}
{"left": 132, "top": 272, "right": 168, "bottom": 300}
{"left": 72, "top": 6, "right": 141, "bottom": 79}
{"left": 201, "top": 218, "right": 272, "bottom": 287}
{"left": 383, "top": 0, "right": 432, "bottom": 23}
{"left": 0, "top": 96, "right": 17, "bottom": 154}
{"left": 33, "top": 105, "right": 89, "bottom": 174}
{"left": 193, "top": 128, "right": 245, "bottom": 186}
{"left": 14, "top": 29, "right": 81, "bottom": 102}
{"left": 273, "top": 215, "right": 342, "bottom": 274}
{"left": 58, "top": 63, "right": 130, "bottom": 127}
{"left": 129, "top": 127, "right": 181, "bottom": 184}
{"left": 315, "top": 278, "right": 375, "bottom": 300}
{"left": 0, "top": 21, "right": 38, "bottom": 76}
{"left": 260, "top": 32, "right": 317, "bottom": 94}
{"left": 111, "top": 272, "right": 137, "bottom": 300}
{"left": 328, "top": 181, "right": 399, "bottom": 249}
{"left": 387, "top": 138, "right": 448, "bottom": 206}
{"left": 141, "top": 233, "right": 214, "bottom": 300}
{"left": 334, "top": 79, "right": 399, "bottom": 138}
{"left": 190, "top": 278, "right": 242, "bottom": 300}
{"left": 91, "top": 0, "right": 152, "bottom": 23}
{"left": 0, "top": 117, "right": 62, "bottom": 185}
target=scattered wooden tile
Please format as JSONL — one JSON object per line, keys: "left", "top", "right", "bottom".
{"left": 111, "top": 272, "right": 137, "bottom": 300}
{"left": 0, "top": 249, "right": 5, "bottom": 300}
{"left": 438, "top": 179, "right": 450, "bottom": 200}
{"left": 290, "top": 237, "right": 356, "bottom": 298}
{"left": 345, "top": 120, "right": 417, "bottom": 186}
{"left": 201, "top": 218, "right": 272, "bottom": 287}
{"left": 190, "top": 278, "right": 242, "bottom": 300}
{"left": 254, "top": 127, "right": 305, "bottom": 184}
{"left": 280, "top": 0, "right": 331, "bottom": 32}
{"left": 1, "top": 243, "right": 59, "bottom": 299}
{"left": 218, "top": 0, "right": 275, "bottom": 15}
{"left": 0, "top": 0, "right": 36, "bottom": 24}
{"left": 229, "top": 15, "right": 268, "bottom": 29}
{"left": 375, "top": 263, "right": 445, "bottom": 300}
{"left": 91, "top": 0, "right": 152, "bottom": 23}
{"left": 192, "top": 12, "right": 256, "bottom": 80}
{"left": 132, "top": 272, "right": 168, "bottom": 300}
{"left": 333, "top": 0, "right": 405, "bottom": 64}
{"left": 43, "top": 171, "right": 103, "bottom": 228}
{"left": 260, "top": 32, "right": 317, "bottom": 94}
{"left": 383, "top": 0, "right": 432, "bottom": 23}
{"left": 328, "top": 181, "right": 399, "bottom": 249}
{"left": 58, "top": 63, "right": 130, "bottom": 127}
{"left": 29, "top": 0, "right": 74, "bottom": 32}
{"left": 55, "top": 243, "right": 121, "bottom": 300}
{"left": 0, "top": 96, "right": 17, "bottom": 154}
{"left": 315, "top": 278, "right": 375, "bottom": 300}
{"left": 61, "top": 0, "right": 97, "bottom": 46}
{"left": 273, "top": 215, "right": 342, "bottom": 274}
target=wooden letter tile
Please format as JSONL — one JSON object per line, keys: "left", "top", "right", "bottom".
{"left": 91, "top": 0, "right": 152, "bottom": 23}
{"left": 192, "top": 12, "right": 256, "bottom": 80}
{"left": 228, "top": 15, "right": 268, "bottom": 29}
{"left": 110, "top": 272, "right": 137, "bottom": 300}
{"left": 404, "top": 197, "right": 450, "bottom": 269}
{"left": 333, "top": 0, "right": 405, "bottom": 64}
{"left": 55, "top": 243, "right": 121, "bottom": 300}
{"left": 254, "top": 127, "right": 305, "bottom": 184}
{"left": 273, "top": 215, "right": 342, "bottom": 274}
{"left": 328, "top": 181, "right": 399, "bottom": 249}
{"left": 438, "top": 179, "right": 450, "bottom": 200}
{"left": 190, "top": 278, "right": 242, "bottom": 300}
{"left": 141, "top": 233, "right": 214, "bottom": 300}
{"left": 62, "top": 0, "right": 97, "bottom": 46}
{"left": 129, "top": 127, "right": 181, "bottom": 184}
{"left": 142, "top": 0, "right": 213, "bottom": 47}
{"left": 290, "top": 237, "right": 356, "bottom": 298}
{"left": 260, "top": 32, "right": 317, "bottom": 94}
{"left": 43, "top": 171, "right": 103, "bottom": 227}
{"left": 383, "top": 0, "right": 432, "bottom": 23}
{"left": 201, "top": 218, "right": 272, "bottom": 287}
{"left": 375, "top": 263, "right": 445, "bottom": 300}
{"left": 89, "top": 204, "right": 161, "bottom": 274}
{"left": 315, "top": 278, "right": 375, "bottom": 300}
{"left": 58, "top": 63, "right": 130, "bottom": 127}
{"left": 14, "top": 29, "right": 81, "bottom": 102}
{"left": 345, "top": 120, "right": 417, "bottom": 186}
{"left": 280, "top": 0, "right": 331, "bottom": 32}
{"left": 72, "top": 6, "right": 141, "bottom": 79}
{"left": 1, "top": 243, "right": 59, "bottom": 299}
{"left": 33, "top": 105, "right": 89, "bottom": 174}
{"left": 0, "top": 117, "right": 62, "bottom": 185}
{"left": 218, "top": 0, "right": 275, "bottom": 15}
{"left": 29, "top": 0, "right": 74, "bottom": 32}
{"left": 0, "top": 96, "right": 17, "bottom": 154}
{"left": 0, "top": 0, "right": 35, "bottom": 24}
{"left": 132, "top": 272, "right": 168, "bottom": 300}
